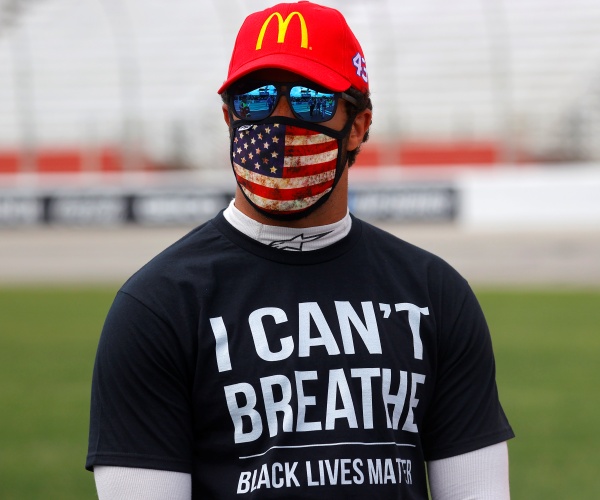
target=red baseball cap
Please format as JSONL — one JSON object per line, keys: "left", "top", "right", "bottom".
{"left": 217, "top": 1, "right": 369, "bottom": 94}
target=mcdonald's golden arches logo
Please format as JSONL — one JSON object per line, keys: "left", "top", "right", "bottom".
{"left": 256, "top": 11, "right": 308, "bottom": 50}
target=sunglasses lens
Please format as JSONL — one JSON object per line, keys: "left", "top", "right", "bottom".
{"left": 289, "top": 86, "right": 336, "bottom": 123}
{"left": 233, "top": 84, "right": 278, "bottom": 121}
{"left": 232, "top": 84, "right": 338, "bottom": 122}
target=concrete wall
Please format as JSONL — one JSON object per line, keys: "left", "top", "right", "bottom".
{"left": 349, "top": 164, "right": 600, "bottom": 230}
{"left": 1, "top": 165, "right": 599, "bottom": 229}
{"left": 459, "top": 165, "right": 600, "bottom": 229}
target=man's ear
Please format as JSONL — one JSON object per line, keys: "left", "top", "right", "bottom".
{"left": 347, "top": 109, "right": 372, "bottom": 151}
{"left": 222, "top": 104, "right": 232, "bottom": 127}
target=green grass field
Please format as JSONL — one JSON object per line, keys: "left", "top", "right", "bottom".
{"left": 0, "top": 286, "right": 598, "bottom": 499}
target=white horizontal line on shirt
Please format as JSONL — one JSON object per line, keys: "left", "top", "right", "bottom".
{"left": 239, "top": 441, "right": 416, "bottom": 459}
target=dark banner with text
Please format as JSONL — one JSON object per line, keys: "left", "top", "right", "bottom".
{"left": 0, "top": 184, "right": 457, "bottom": 226}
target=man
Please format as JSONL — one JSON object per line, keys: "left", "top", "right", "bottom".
{"left": 87, "top": 2, "right": 514, "bottom": 499}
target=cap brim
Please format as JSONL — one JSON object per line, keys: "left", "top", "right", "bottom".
{"left": 217, "top": 53, "right": 352, "bottom": 94}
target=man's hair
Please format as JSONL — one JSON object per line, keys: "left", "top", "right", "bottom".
{"left": 221, "top": 86, "right": 372, "bottom": 168}
{"left": 343, "top": 88, "right": 372, "bottom": 168}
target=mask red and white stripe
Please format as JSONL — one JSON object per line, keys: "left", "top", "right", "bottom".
{"left": 231, "top": 122, "right": 341, "bottom": 216}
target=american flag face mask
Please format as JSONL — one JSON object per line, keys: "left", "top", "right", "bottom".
{"left": 230, "top": 117, "right": 351, "bottom": 220}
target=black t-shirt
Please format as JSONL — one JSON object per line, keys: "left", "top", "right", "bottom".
{"left": 87, "top": 212, "right": 514, "bottom": 499}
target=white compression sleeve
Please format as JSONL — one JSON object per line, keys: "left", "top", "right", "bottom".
{"left": 427, "top": 442, "right": 510, "bottom": 500}
{"left": 94, "top": 466, "right": 191, "bottom": 500}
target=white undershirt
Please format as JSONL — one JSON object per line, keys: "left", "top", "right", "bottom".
{"left": 94, "top": 203, "right": 511, "bottom": 498}
{"left": 223, "top": 199, "right": 352, "bottom": 251}
{"left": 94, "top": 466, "right": 191, "bottom": 500}
{"left": 428, "top": 442, "right": 511, "bottom": 499}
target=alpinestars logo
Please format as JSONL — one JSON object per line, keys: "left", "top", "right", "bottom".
{"left": 269, "top": 231, "right": 332, "bottom": 251}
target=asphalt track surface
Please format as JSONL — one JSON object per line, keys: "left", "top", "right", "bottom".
{"left": 1, "top": 222, "right": 599, "bottom": 287}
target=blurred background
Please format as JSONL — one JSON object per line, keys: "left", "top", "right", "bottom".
{"left": 1, "top": 0, "right": 600, "bottom": 230}
{"left": 0, "top": 0, "right": 599, "bottom": 498}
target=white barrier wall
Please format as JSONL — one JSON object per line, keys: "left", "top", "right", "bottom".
{"left": 459, "top": 165, "right": 600, "bottom": 230}
{"left": 1, "top": 165, "right": 599, "bottom": 229}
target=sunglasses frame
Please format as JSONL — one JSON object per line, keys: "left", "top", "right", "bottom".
{"left": 228, "top": 81, "right": 358, "bottom": 123}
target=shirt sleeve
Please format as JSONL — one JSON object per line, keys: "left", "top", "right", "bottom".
{"left": 86, "top": 291, "right": 194, "bottom": 473}
{"left": 421, "top": 281, "right": 514, "bottom": 461}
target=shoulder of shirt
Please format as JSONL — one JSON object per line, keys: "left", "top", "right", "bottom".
{"left": 118, "top": 215, "right": 229, "bottom": 293}
{"left": 357, "top": 217, "right": 470, "bottom": 285}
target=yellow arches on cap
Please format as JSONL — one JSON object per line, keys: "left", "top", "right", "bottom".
{"left": 256, "top": 12, "right": 308, "bottom": 50}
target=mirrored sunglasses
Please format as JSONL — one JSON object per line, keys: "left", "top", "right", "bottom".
{"left": 229, "top": 82, "right": 358, "bottom": 123}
